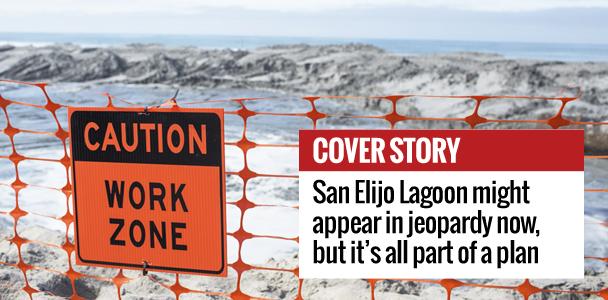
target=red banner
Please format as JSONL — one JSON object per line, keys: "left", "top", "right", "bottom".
{"left": 299, "top": 130, "right": 584, "bottom": 171}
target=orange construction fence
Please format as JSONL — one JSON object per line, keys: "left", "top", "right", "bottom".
{"left": 0, "top": 79, "right": 607, "bottom": 299}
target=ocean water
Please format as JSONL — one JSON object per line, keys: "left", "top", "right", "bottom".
{"left": 1, "top": 32, "right": 608, "bottom": 62}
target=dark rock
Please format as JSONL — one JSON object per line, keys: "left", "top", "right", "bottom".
{"left": 1, "top": 51, "right": 75, "bottom": 81}
{"left": 64, "top": 49, "right": 127, "bottom": 81}
{"left": 0, "top": 45, "right": 15, "bottom": 52}
{"left": 126, "top": 52, "right": 185, "bottom": 83}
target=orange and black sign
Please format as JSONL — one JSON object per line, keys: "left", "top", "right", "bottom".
{"left": 69, "top": 107, "right": 226, "bottom": 276}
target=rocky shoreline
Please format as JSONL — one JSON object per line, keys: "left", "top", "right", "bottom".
{"left": 1, "top": 43, "right": 607, "bottom": 101}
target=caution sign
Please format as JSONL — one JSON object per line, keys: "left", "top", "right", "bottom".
{"left": 69, "top": 107, "right": 226, "bottom": 276}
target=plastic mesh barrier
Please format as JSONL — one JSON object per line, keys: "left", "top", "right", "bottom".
{"left": 0, "top": 79, "right": 607, "bottom": 299}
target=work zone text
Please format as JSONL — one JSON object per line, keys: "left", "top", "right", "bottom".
{"left": 105, "top": 179, "right": 189, "bottom": 251}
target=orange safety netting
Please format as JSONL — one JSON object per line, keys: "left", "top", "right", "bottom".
{"left": 0, "top": 79, "right": 607, "bottom": 299}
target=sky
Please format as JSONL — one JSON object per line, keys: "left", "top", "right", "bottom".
{"left": 1, "top": 0, "right": 607, "bottom": 44}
